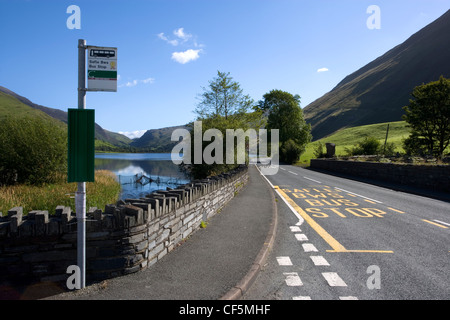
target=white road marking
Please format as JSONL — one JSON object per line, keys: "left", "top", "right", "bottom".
{"left": 340, "top": 296, "right": 358, "bottom": 300}
{"left": 255, "top": 165, "right": 305, "bottom": 226}
{"left": 303, "top": 176, "right": 322, "bottom": 184}
{"left": 276, "top": 256, "right": 293, "bottom": 266}
{"left": 310, "top": 255, "right": 330, "bottom": 266}
{"left": 292, "top": 296, "right": 311, "bottom": 300}
{"left": 302, "top": 243, "right": 318, "bottom": 252}
{"left": 322, "top": 272, "right": 347, "bottom": 287}
{"left": 334, "top": 187, "right": 382, "bottom": 203}
{"left": 280, "top": 167, "right": 286, "bottom": 171}
{"left": 290, "top": 226, "right": 302, "bottom": 232}
{"left": 288, "top": 171, "right": 298, "bottom": 175}
{"left": 295, "top": 233, "right": 308, "bottom": 241}
{"left": 434, "top": 219, "right": 450, "bottom": 227}
{"left": 284, "top": 272, "right": 303, "bottom": 286}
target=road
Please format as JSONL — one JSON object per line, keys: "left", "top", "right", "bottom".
{"left": 243, "top": 164, "right": 450, "bottom": 300}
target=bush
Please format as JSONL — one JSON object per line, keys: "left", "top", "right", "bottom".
{"left": 345, "top": 136, "right": 381, "bottom": 156}
{"left": 280, "top": 139, "right": 303, "bottom": 164}
{"left": 313, "top": 142, "right": 326, "bottom": 158}
{"left": 0, "top": 116, "right": 67, "bottom": 185}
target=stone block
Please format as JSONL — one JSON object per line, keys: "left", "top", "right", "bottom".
{"left": 35, "top": 211, "right": 49, "bottom": 236}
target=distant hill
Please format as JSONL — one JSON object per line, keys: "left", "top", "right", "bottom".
{"left": 130, "top": 125, "right": 189, "bottom": 152}
{"left": 0, "top": 86, "right": 132, "bottom": 148}
{"left": 303, "top": 9, "right": 450, "bottom": 140}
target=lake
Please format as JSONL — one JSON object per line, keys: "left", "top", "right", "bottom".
{"left": 95, "top": 153, "right": 190, "bottom": 200}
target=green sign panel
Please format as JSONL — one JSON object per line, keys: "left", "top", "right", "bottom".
{"left": 68, "top": 109, "right": 95, "bottom": 182}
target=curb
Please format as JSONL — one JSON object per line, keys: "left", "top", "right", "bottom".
{"left": 219, "top": 166, "right": 278, "bottom": 300}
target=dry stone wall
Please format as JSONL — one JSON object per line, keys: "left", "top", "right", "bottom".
{"left": 310, "top": 159, "right": 449, "bottom": 193}
{"left": 0, "top": 165, "right": 248, "bottom": 287}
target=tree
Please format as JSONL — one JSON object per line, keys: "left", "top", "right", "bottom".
{"left": 261, "top": 90, "right": 311, "bottom": 164}
{"left": 195, "top": 71, "right": 253, "bottom": 120}
{"left": 402, "top": 76, "right": 450, "bottom": 158}
{"left": 0, "top": 116, "right": 67, "bottom": 185}
{"left": 184, "top": 71, "right": 260, "bottom": 179}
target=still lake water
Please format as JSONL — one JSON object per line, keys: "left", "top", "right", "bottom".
{"left": 95, "top": 153, "right": 190, "bottom": 200}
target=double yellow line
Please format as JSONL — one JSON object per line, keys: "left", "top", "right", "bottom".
{"left": 275, "top": 186, "right": 393, "bottom": 254}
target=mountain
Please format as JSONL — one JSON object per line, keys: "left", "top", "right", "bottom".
{"left": 130, "top": 125, "right": 189, "bottom": 152}
{"left": 0, "top": 86, "right": 131, "bottom": 147}
{"left": 303, "top": 9, "right": 450, "bottom": 140}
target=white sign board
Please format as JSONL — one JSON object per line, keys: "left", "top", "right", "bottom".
{"left": 87, "top": 47, "right": 117, "bottom": 92}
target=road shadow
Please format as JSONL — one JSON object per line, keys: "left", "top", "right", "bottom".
{"left": 305, "top": 166, "right": 450, "bottom": 204}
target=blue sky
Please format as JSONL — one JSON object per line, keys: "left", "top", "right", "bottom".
{"left": 1, "top": 0, "right": 449, "bottom": 138}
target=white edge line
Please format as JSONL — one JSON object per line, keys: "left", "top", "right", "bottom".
{"left": 255, "top": 165, "right": 305, "bottom": 225}
{"left": 334, "top": 187, "right": 383, "bottom": 204}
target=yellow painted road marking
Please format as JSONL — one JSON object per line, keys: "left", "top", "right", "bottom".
{"left": 423, "top": 219, "right": 448, "bottom": 229}
{"left": 274, "top": 186, "right": 393, "bottom": 253}
{"left": 364, "top": 199, "right": 376, "bottom": 204}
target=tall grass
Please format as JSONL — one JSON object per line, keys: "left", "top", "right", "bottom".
{"left": 0, "top": 170, "right": 120, "bottom": 216}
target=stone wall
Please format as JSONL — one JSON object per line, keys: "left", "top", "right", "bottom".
{"left": 0, "top": 165, "right": 248, "bottom": 287}
{"left": 310, "top": 159, "right": 450, "bottom": 193}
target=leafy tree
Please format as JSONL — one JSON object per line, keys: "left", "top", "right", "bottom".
{"left": 260, "top": 90, "right": 311, "bottom": 164}
{"left": 195, "top": 71, "right": 253, "bottom": 120}
{"left": 184, "top": 71, "right": 261, "bottom": 179}
{"left": 0, "top": 116, "right": 67, "bottom": 185}
{"left": 402, "top": 76, "right": 450, "bottom": 158}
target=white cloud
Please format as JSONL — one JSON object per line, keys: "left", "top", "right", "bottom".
{"left": 173, "top": 27, "right": 192, "bottom": 41}
{"left": 157, "top": 32, "right": 179, "bottom": 46}
{"left": 119, "top": 77, "right": 155, "bottom": 88}
{"left": 317, "top": 68, "right": 329, "bottom": 73}
{"left": 119, "top": 130, "right": 147, "bottom": 139}
{"left": 171, "top": 49, "right": 201, "bottom": 64}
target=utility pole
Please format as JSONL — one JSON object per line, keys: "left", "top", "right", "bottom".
{"left": 77, "top": 38, "right": 87, "bottom": 289}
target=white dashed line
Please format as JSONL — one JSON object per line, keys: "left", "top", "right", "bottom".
{"left": 276, "top": 256, "right": 293, "bottom": 266}
{"left": 339, "top": 296, "right": 359, "bottom": 300}
{"left": 284, "top": 272, "right": 303, "bottom": 286}
{"left": 290, "top": 226, "right": 302, "bottom": 232}
{"left": 322, "top": 272, "right": 347, "bottom": 287}
{"left": 293, "top": 296, "right": 311, "bottom": 300}
{"left": 302, "top": 243, "right": 318, "bottom": 252}
{"left": 310, "top": 255, "right": 330, "bottom": 266}
{"left": 288, "top": 171, "right": 298, "bottom": 175}
{"left": 294, "top": 234, "right": 308, "bottom": 241}
{"left": 434, "top": 219, "right": 450, "bottom": 227}
{"left": 334, "top": 187, "right": 382, "bottom": 204}
{"left": 303, "top": 176, "right": 322, "bottom": 184}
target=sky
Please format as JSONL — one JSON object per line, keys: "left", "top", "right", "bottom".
{"left": 0, "top": 0, "right": 449, "bottom": 138}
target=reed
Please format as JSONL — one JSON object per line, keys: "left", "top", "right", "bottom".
{"left": 0, "top": 170, "right": 120, "bottom": 216}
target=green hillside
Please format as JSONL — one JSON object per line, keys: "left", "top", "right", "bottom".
{"left": 0, "top": 86, "right": 132, "bottom": 150}
{"left": 298, "top": 121, "right": 411, "bottom": 165}
{"left": 303, "top": 9, "right": 450, "bottom": 140}
{"left": 130, "top": 125, "right": 188, "bottom": 152}
{"left": 0, "top": 92, "right": 59, "bottom": 123}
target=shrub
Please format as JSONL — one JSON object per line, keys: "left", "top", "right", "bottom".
{"left": 0, "top": 116, "right": 67, "bottom": 185}
{"left": 280, "top": 139, "right": 303, "bottom": 164}
{"left": 345, "top": 136, "right": 381, "bottom": 156}
{"left": 313, "top": 142, "right": 326, "bottom": 158}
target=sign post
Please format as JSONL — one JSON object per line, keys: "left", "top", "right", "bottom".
{"left": 70, "top": 39, "right": 117, "bottom": 289}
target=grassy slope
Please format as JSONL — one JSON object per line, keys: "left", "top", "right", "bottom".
{"left": 0, "top": 92, "right": 59, "bottom": 123}
{"left": 298, "top": 121, "right": 411, "bottom": 165}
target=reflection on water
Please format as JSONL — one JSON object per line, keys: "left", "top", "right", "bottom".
{"left": 95, "top": 153, "right": 190, "bottom": 200}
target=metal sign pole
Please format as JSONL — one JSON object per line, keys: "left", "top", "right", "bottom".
{"left": 77, "top": 39, "right": 87, "bottom": 289}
